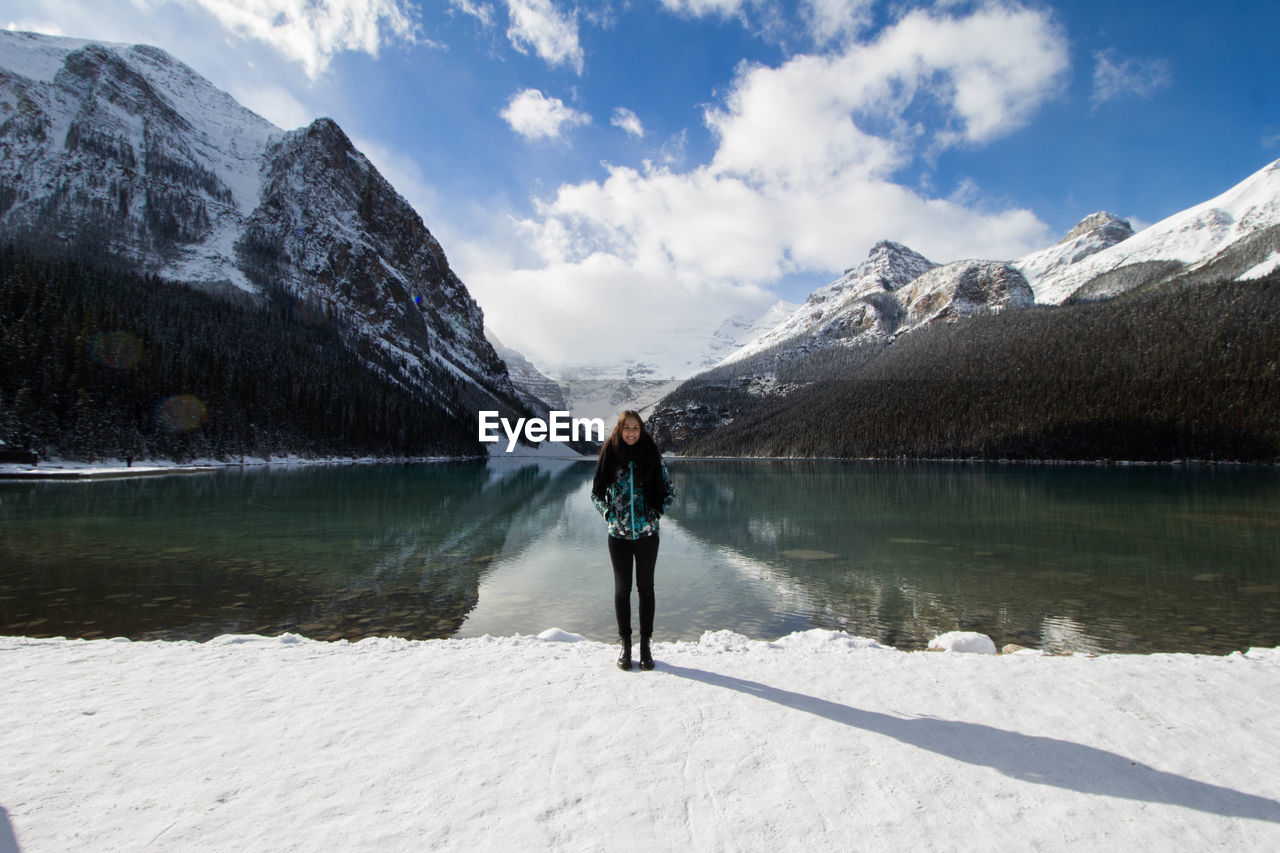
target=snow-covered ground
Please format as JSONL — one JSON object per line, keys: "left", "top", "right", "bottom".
{"left": 2, "top": 629, "right": 1278, "bottom": 852}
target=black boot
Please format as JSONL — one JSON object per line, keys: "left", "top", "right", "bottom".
{"left": 617, "top": 636, "right": 633, "bottom": 671}
{"left": 639, "top": 636, "right": 654, "bottom": 671}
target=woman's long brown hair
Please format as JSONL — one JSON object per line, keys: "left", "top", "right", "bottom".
{"left": 591, "top": 410, "right": 668, "bottom": 511}
{"left": 599, "top": 410, "right": 649, "bottom": 459}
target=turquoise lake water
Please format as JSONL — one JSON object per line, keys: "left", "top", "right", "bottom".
{"left": 2, "top": 459, "right": 1278, "bottom": 653}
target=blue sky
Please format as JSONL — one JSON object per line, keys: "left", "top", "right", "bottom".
{"left": 4, "top": 0, "right": 1278, "bottom": 376}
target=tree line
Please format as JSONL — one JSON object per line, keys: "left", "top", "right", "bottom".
{"left": 664, "top": 274, "right": 1280, "bottom": 462}
{"left": 0, "top": 244, "right": 480, "bottom": 462}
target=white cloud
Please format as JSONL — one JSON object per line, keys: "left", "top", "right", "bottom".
{"left": 801, "top": 0, "right": 873, "bottom": 46}
{"left": 661, "top": 0, "right": 871, "bottom": 46}
{"left": 10, "top": 0, "right": 429, "bottom": 80}
{"left": 230, "top": 83, "right": 314, "bottom": 130}
{"left": 165, "top": 0, "right": 422, "bottom": 79}
{"left": 449, "top": 0, "right": 496, "bottom": 29}
{"left": 1091, "top": 49, "right": 1172, "bottom": 107}
{"left": 658, "top": 0, "right": 751, "bottom": 19}
{"left": 500, "top": 88, "right": 590, "bottom": 140}
{"left": 610, "top": 107, "right": 645, "bottom": 138}
{"left": 658, "top": 129, "right": 690, "bottom": 166}
{"left": 505, "top": 0, "right": 583, "bottom": 74}
{"left": 464, "top": 2, "right": 1069, "bottom": 375}
{"left": 456, "top": 219, "right": 776, "bottom": 373}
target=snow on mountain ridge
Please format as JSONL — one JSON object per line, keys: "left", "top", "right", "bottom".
{"left": 1014, "top": 212, "right": 1133, "bottom": 297}
{"left": 0, "top": 30, "right": 97, "bottom": 82}
{"left": 722, "top": 241, "right": 936, "bottom": 366}
{"left": 1032, "top": 158, "right": 1280, "bottom": 304}
{"left": 120, "top": 43, "right": 280, "bottom": 213}
{"left": 0, "top": 31, "right": 279, "bottom": 293}
{"left": 1059, "top": 211, "right": 1132, "bottom": 245}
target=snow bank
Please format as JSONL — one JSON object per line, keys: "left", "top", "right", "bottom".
{"left": 928, "top": 631, "right": 999, "bottom": 654}
{"left": 3, "top": 630, "right": 1279, "bottom": 851}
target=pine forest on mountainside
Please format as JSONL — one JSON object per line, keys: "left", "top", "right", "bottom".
{"left": 655, "top": 275, "right": 1280, "bottom": 462}
{"left": 0, "top": 245, "right": 480, "bottom": 462}
{"left": 5, "top": 239, "right": 1279, "bottom": 464}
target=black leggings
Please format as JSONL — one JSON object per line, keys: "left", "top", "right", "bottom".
{"left": 608, "top": 535, "right": 659, "bottom": 639}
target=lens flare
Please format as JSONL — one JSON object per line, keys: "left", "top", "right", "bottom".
{"left": 91, "top": 331, "right": 144, "bottom": 370}
{"left": 156, "top": 395, "right": 208, "bottom": 432}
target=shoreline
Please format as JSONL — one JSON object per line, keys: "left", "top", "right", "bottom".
{"left": 0, "top": 464, "right": 220, "bottom": 481}
{"left": 3, "top": 627, "right": 1274, "bottom": 660}
{"left": 0, "top": 454, "right": 482, "bottom": 481}
{"left": 0, "top": 444, "right": 597, "bottom": 480}
{"left": 4, "top": 453, "right": 1276, "bottom": 482}
{"left": 669, "top": 453, "right": 1280, "bottom": 468}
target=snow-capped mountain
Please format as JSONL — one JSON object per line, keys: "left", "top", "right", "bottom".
{"left": 536, "top": 360, "right": 680, "bottom": 425}
{"left": 716, "top": 239, "right": 1034, "bottom": 372}
{"left": 723, "top": 241, "right": 936, "bottom": 365}
{"left": 1013, "top": 212, "right": 1134, "bottom": 298}
{"left": 503, "top": 299, "right": 798, "bottom": 424}
{"left": 0, "top": 30, "right": 516, "bottom": 415}
{"left": 650, "top": 159, "right": 1280, "bottom": 453}
{"left": 0, "top": 32, "right": 277, "bottom": 290}
{"left": 712, "top": 159, "right": 1280, "bottom": 376}
{"left": 1030, "top": 159, "right": 1280, "bottom": 304}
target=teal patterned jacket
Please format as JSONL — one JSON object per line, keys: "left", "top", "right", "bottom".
{"left": 591, "top": 460, "right": 675, "bottom": 540}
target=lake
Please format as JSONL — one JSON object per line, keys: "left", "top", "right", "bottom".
{"left": 2, "top": 459, "right": 1278, "bottom": 654}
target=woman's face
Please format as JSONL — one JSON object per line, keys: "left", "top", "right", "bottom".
{"left": 621, "top": 418, "right": 642, "bottom": 445}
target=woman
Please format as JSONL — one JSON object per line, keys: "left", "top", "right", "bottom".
{"left": 591, "top": 410, "right": 675, "bottom": 670}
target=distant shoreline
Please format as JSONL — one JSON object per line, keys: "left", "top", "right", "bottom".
{"left": 0, "top": 452, "right": 589, "bottom": 480}
{"left": 668, "top": 454, "right": 1280, "bottom": 468}
{"left": 0, "top": 464, "right": 219, "bottom": 481}
{"left": 0, "top": 456, "right": 465, "bottom": 481}
{"left": 2, "top": 453, "right": 1275, "bottom": 481}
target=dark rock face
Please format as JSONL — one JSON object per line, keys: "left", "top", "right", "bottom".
{"left": 237, "top": 118, "right": 508, "bottom": 389}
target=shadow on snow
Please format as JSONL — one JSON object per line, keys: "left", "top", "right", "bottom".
{"left": 662, "top": 664, "right": 1280, "bottom": 823}
{"left": 0, "top": 807, "right": 19, "bottom": 853}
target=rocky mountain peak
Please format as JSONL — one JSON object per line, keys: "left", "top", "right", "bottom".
{"left": 843, "top": 240, "right": 937, "bottom": 291}
{"left": 723, "top": 241, "right": 936, "bottom": 365}
{"left": 1059, "top": 211, "right": 1133, "bottom": 246}
{"left": 898, "top": 260, "right": 1034, "bottom": 331}
{"left": 1016, "top": 211, "right": 1135, "bottom": 299}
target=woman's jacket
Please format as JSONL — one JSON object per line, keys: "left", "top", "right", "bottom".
{"left": 591, "top": 459, "right": 675, "bottom": 540}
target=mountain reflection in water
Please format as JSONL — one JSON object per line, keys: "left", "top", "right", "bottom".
{"left": 0, "top": 461, "right": 585, "bottom": 641}
{"left": 668, "top": 460, "right": 1280, "bottom": 653}
{"left": 2, "top": 459, "right": 1277, "bottom": 653}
